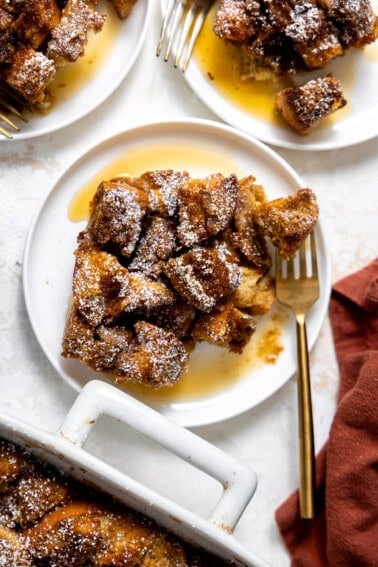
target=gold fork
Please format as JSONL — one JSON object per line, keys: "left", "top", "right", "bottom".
{"left": 0, "top": 86, "right": 29, "bottom": 139}
{"left": 157, "top": 0, "right": 212, "bottom": 72}
{"left": 275, "top": 231, "right": 320, "bottom": 519}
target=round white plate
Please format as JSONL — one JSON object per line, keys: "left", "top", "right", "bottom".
{"left": 23, "top": 119, "right": 331, "bottom": 426}
{"left": 179, "top": 1, "right": 378, "bottom": 151}
{"left": 2, "top": 0, "right": 152, "bottom": 141}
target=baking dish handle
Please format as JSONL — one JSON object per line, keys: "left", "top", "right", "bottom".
{"left": 58, "top": 380, "right": 257, "bottom": 532}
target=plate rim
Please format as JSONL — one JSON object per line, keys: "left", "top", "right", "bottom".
{"left": 22, "top": 117, "right": 332, "bottom": 426}
{"left": 1, "top": 0, "right": 153, "bottom": 142}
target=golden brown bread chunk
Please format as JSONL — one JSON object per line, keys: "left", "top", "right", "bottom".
{"left": 194, "top": 302, "right": 256, "bottom": 353}
{"left": 165, "top": 247, "right": 241, "bottom": 312}
{"left": 0, "top": 459, "right": 73, "bottom": 529}
{"left": 177, "top": 173, "right": 239, "bottom": 246}
{"left": 214, "top": 0, "right": 378, "bottom": 78}
{"left": 322, "top": 0, "right": 378, "bottom": 47}
{"left": 232, "top": 268, "right": 276, "bottom": 314}
{"left": 73, "top": 231, "right": 174, "bottom": 327}
{"left": 0, "top": 525, "right": 32, "bottom": 567}
{"left": 0, "top": 440, "right": 24, "bottom": 492}
{"left": 89, "top": 178, "right": 149, "bottom": 257}
{"left": 127, "top": 169, "right": 188, "bottom": 217}
{"left": 226, "top": 176, "right": 271, "bottom": 272}
{"left": 212, "top": 0, "right": 264, "bottom": 42}
{"left": 12, "top": 0, "right": 61, "bottom": 49}
{"left": 115, "top": 321, "right": 189, "bottom": 388}
{"left": 256, "top": 188, "right": 319, "bottom": 258}
{"left": 46, "top": 0, "right": 105, "bottom": 66}
{"left": 5, "top": 47, "right": 56, "bottom": 104}
{"left": 62, "top": 305, "right": 133, "bottom": 372}
{"left": 128, "top": 216, "right": 177, "bottom": 275}
{"left": 275, "top": 76, "right": 347, "bottom": 134}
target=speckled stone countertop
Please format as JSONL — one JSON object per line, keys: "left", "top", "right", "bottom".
{"left": 0, "top": 4, "right": 377, "bottom": 566}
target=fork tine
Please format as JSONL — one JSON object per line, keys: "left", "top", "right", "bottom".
{"left": 310, "top": 231, "right": 318, "bottom": 278}
{"left": 0, "top": 124, "right": 13, "bottom": 139}
{"left": 0, "top": 110, "right": 20, "bottom": 132}
{"left": 164, "top": 1, "right": 185, "bottom": 63}
{"left": 180, "top": 3, "right": 208, "bottom": 72}
{"left": 287, "top": 255, "right": 295, "bottom": 278}
{"left": 156, "top": 0, "right": 177, "bottom": 57}
{"left": 174, "top": 2, "right": 196, "bottom": 68}
{"left": 299, "top": 243, "right": 307, "bottom": 276}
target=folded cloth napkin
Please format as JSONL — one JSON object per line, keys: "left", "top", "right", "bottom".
{"left": 275, "top": 258, "right": 378, "bottom": 567}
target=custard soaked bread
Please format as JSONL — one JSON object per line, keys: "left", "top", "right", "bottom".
{"left": 0, "top": 439, "right": 235, "bottom": 565}
{"left": 213, "top": 0, "right": 378, "bottom": 78}
{"left": 0, "top": 0, "right": 139, "bottom": 106}
{"left": 62, "top": 170, "right": 319, "bottom": 388}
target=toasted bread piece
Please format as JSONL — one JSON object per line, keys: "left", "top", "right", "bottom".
{"left": 226, "top": 176, "right": 271, "bottom": 272}
{"left": 275, "top": 76, "right": 347, "bottom": 135}
{"left": 233, "top": 272, "right": 276, "bottom": 315}
{"left": 129, "top": 217, "right": 177, "bottom": 275}
{"left": 116, "top": 321, "right": 189, "bottom": 387}
{"left": 0, "top": 525, "right": 32, "bottom": 567}
{"left": 325, "top": 0, "right": 378, "bottom": 48}
{"left": 89, "top": 178, "right": 148, "bottom": 257}
{"left": 127, "top": 170, "right": 188, "bottom": 217}
{"left": 213, "top": 0, "right": 263, "bottom": 42}
{"left": 194, "top": 302, "right": 256, "bottom": 353}
{"left": 165, "top": 247, "right": 241, "bottom": 312}
{"left": 73, "top": 232, "right": 174, "bottom": 326}
{"left": 0, "top": 440, "right": 24, "bottom": 492}
{"left": 148, "top": 300, "right": 196, "bottom": 341}
{"left": 256, "top": 188, "right": 319, "bottom": 258}
{"left": 12, "top": 0, "right": 61, "bottom": 49}
{"left": 62, "top": 305, "right": 134, "bottom": 372}
{"left": 0, "top": 459, "right": 73, "bottom": 528}
{"left": 109, "top": 0, "right": 137, "bottom": 19}
{"left": 24, "top": 501, "right": 103, "bottom": 564}
{"left": 5, "top": 47, "right": 56, "bottom": 104}
{"left": 177, "top": 173, "right": 239, "bottom": 246}
{"left": 46, "top": 0, "right": 105, "bottom": 65}
{"left": 285, "top": 6, "right": 343, "bottom": 68}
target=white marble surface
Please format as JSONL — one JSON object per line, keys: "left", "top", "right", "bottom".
{"left": 0, "top": 4, "right": 377, "bottom": 566}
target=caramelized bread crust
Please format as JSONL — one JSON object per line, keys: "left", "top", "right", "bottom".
{"left": 62, "top": 169, "right": 319, "bottom": 388}
{"left": 0, "top": 0, "right": 140, "bottom": 106}
{"left": 275, "top": 76, "right": 347, "bottom": 134}
{"left": 0, "top": 439, "right": 226, "bottom": 566}
{"left": 213, "top": 0, "right": 378, "bottom": 77}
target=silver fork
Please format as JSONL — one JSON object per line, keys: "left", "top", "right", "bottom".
{"left": 0, "top": 86, "right": 29, "bottom": 139}
{"left": 157, "top": 0, "right": 212, "bottom": 72}
{"left": 275, "top": 231, "right": 320, "bottom": 519}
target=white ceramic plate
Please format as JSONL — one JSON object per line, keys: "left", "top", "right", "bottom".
{"left": 178, "top": 1, "right": 378, "bottom": 151}
{"left": 23, "top": 119, "right": 331, "bottom": 426}
{"left": 2, "top": 0, "right": 152, "bottom": 141}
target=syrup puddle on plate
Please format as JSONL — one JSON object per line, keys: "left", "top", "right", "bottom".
{"left": 47, "top": 1, "right": 122, "bottom": 109}
{"left": 68, "top": 141, "right": 286, "bottom": 402}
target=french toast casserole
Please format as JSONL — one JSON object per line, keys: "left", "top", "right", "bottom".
{"left": 62, "top": 169, "right": 319, "bottom": 389}
{"left": 0, "top": 437, "right": 231, "bottom": 565}
{"left": 212, "top": 0, "right": 378, "bottom": 133}
{"left": 0, "top": 0, "right": 138, "bottom": 107}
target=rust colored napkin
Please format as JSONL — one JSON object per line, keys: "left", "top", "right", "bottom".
{"left": 275, "top": 258, "right": 378, "bottom": 567}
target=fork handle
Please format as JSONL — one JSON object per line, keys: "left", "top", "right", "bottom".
{"left": 296, "top": 314, "right": 316, "bottom": 519}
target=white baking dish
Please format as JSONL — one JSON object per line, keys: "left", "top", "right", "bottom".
{"left": 0, "top": 380, "right": 270, "bottom": 566}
